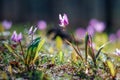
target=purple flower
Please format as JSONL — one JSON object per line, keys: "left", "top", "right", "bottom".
{"left": 17, "top": 33, "right": 22, "bottom": 41}
{"left": 75, "top": 28, "right": 86, "bottom": 39}
{"left": 109, "top": 33, "right": 117, "bottom": 42}
{"left": 59, "top": 14, "right": 69, "bottom": 27}
{"left": 2, "top": 20, "right": 12, "bottom": 30}
{"left": 89, "top": 19, "right": 98, "bottom": 27}
{"left": 114, "top": 48, "right": 120, "bottom": 56}
{"left": 37, "top": 20, "right": 47, "bottom": 30}
{"left": 94, "top": 21, "right": 106, "bottom": 33}
{"left": 28, "top": 26, "right": 37, "bottom": 35}
{"left": 116, "top": 29, "right": 120, "bottom": 39}
{"left": 89, "top": 19, "right": 106, "bottom": 33}
{"left": 87, "top": 25, "right": 95, "bottom": 36}
{"left": 11, "top": 31, "right": 17, "bottom": 41}
{"left": 11, "top": 31, "right": 22, "bottom": 42}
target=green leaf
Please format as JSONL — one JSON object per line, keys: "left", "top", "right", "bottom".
{"left": 95, "top": 42, "right": 109, "bottom": 59}
{"left": 4, "top": 43, "right": 14, "bottom": 53}
{"left": 55, "top": 36, "right": 63, "bottom": 50}
{"left": 88, "top": 46, "right": 95, "bottom": 63}
{"left": 51, "top": 57, "right": 55, "bottom": 64}
{"left": 26, "top": 47, "right": 32, "bottom": 64}
{"left": 85, "top": 33, "right": 89, "bottom": 63}
{"left": 65, "top": 39, "right": 83, "bottom": 61}
{"left": 1, "top": 71, "right": 8, "bottom": 80}
{"left": 4, "top": 43, "right": 20, "bottom": 59}
{"left": 106, "top": 60, "right": 117, "bottom": 78}
{"left": 8, "top": 65, "right": 12, "bottom": 75}
{"left": 31, "top": 70, "right": 44, "bottom": 80}
{"left": 59, "top": 51, "right": 64, "bottom": 63}
{"left": 95, "top": 47, "right": 103, "bottom": 59}
{"left": 26, "top": 37, "right": 45, "bottom": 65}
{"left": 33, "top": 38, "right": 45, "bottom": 64}
{"left": 71, "top": 51, "right": 79, "bottom": 64}
{"left": 4, "top": 43, "right": 24, "bottom": 63}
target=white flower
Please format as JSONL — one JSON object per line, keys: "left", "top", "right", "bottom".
{"left": 114, "top": 48, "right": 120, "bottom": 56}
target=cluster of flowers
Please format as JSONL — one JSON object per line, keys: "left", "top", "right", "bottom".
{"left": 9, "top": 13, "right": 120, "bottom": 56}
{"left": 58, "top": 13, "right": 120, "bottom": 56}
{"left": 75, "top": 19, "right": 106, "bottom": 39}
{"left": 1, "top": 20, "right": 47, "bottom": 31}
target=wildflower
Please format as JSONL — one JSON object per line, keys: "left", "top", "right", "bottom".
{"left": 89, "top": 19, "right": 98, "bottom": 27}
{"left": 59, "top": 13, "right": 69, "bottom": 27}
{"left": 94, "top": 21, "right": 106, "bottom": 32}
{"left": 37, "top": 20, "right": 47, "bottom": 30}
{"left": 114, "top": 48, "right": 120, "bottom": 56}
{"left": 75, "top": 28, "right": 86, "bottom": 39}
{"left": 11, "top": 31, "right": 17, "bottom": 41}
{"left": 109, "top": 34, "right": 117, "bottom": 42}
{"left": 2, "top": 20, "right": 12, "bottom": 30}
{"left": 87, "top": 25, "right": 95, "bottom": 36}
{"left": 17, "top": 33, "right": 22, "bottom": 42}
{"left": 28, "top": 26, "right": 37, "bottom": 35}
{"left": 89, "top": 19, "right": 106, "bottom": 33}
{"left": 11, "top": 31, "right": 22, "bottom": 42}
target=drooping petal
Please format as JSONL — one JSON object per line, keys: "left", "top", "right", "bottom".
{"left": 59, "top": 13, "right": 69, "bottom": 27}
{"left": 63, "top": 14, "right": 69, "bottom": 24}
{"left": 17, "top": 33, "right": 22, "bottom": 42}
{"left": 28, "top": 26, "right": 33, "bottom": 35}
{"left": 59, "top": 14, "right": 63, "bottom": 20}
{"left": 11, "top": 31, "right": 17, "bottom": 42}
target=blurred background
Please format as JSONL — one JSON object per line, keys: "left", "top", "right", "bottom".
{"left": 0, "top": 0, "right": 120, "bottom": 33}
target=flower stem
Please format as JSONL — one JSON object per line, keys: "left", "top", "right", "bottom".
{"left": 31, "top": 34, "right": 34, "bottom": 42}
{"left": 19, "top": 41, "right": 24, "bottom": 57}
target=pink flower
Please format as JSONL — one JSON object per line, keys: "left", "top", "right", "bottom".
{"left": 2, "top": 20, "right": 12, "bottom": 30}
{"left": 89, "top": 19, "right": 98, "bottom": 27}
{"left": 11, "top": 31, "right": 17, "bottom": 41}
{"left": 89, "top": 19, "right": 106, "bottom": 33}
{"left": 87, "top": 25, "right": 95, "bottom": 36}
{"left": 11, "top": 31, "right": 22, "bottom": 42}
{"left": 114, "top": 48, "right": 120, "bottom": 56}
{"left": 94, "top": 21, "right": 106, "bottom": 32}
{"left": 17, "top": 33, "right": 22, "bottom": 41}
{"left": 75, "top": 28, "right": 86, "bottom": 39}
{"left": 37, "top": 20, "right": 47, "bottom": 30}
{"left": 59, "top": 14, "right": 69, "bottom": 27}
{"left": 28, "top": 26, "right": 37, "bottom": 35}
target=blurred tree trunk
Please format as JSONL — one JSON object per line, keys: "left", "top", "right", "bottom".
{"left": 2, "top": 0, "right": 20, "bottom": 21}
{"left": 105, "top": 0, "right": 113, "bottom": 33}
{"left": 0, "top": 0, "right": 119, "bottom": 32}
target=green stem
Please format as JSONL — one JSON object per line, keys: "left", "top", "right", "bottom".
{"left": 31, "top": 34, "right": 33, "bottom": 42}
{"left": 19, "top": 41, "right": 24, "bottom": 57}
